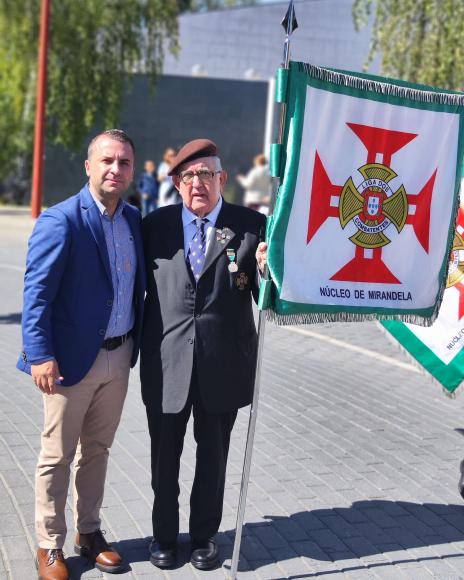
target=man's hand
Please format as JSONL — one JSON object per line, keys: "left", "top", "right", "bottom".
{"left": 256, "top": 242, "right": 268, "bottom": 273}
{"left": 31, "top": 360, "right": 64, "bottom": 395}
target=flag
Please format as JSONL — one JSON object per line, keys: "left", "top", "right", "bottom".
{"left": 260, "top": 61, "right": 464, "bottom": 325}
{"left": 381, "top": 207, "right": 464, "bottom": 395}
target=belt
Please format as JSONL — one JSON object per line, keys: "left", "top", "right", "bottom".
{"left": 102, "top": 331, "right": 131, "bottom": 351}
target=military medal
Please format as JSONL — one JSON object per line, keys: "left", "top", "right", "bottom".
{"left": 216, "top": 228, "right": 226, "bottom": 244}
{"left": 227, "top": 249, "right": 238, "bottom": 272}
{"left": 217, "top": 227, "right": 232, "bottom": 245}
{"left": 235, "top": 272, "right": 249, "bottom": 290}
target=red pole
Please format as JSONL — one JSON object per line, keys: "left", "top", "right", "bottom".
{"left": 31, "top": 0, "right": 50, "bottom": 219}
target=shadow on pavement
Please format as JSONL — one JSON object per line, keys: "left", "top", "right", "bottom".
{"left": 220, "top": 500, "right": 464, "bottom": 575}
{"left": 65, "top": 554, "right": 95, "bottom": 579}
{"left": 0, "top": 312, "right": 22, "bottom": 325}
{"left": 64, "top": 501, "right": 464, "bottom": 577}
{"left": 65, "top": 534, "right": 196, "bottom": 577}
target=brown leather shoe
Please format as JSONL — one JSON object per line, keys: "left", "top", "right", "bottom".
{"left": 74, "top": 529, "right": 125, "bottom": 573}
{"left": 36, "top": 548, "right": 69, "bottom": 580}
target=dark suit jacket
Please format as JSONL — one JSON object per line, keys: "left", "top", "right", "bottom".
{"left": 140, "top": 200, "right": 266, "bottom": 414}
{"left": 17, "top": 185, "right": 145, "bottom": 386}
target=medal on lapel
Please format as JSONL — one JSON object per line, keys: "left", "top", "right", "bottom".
{"left": 216, "top": 227, "right": 232, "bottom": 244}
{"left": 226, "top": 248, "right": 238, "bottom": 272}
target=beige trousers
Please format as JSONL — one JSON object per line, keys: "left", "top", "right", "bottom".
{"left": 35, "top": 338, "right": 132, "bottom": 549}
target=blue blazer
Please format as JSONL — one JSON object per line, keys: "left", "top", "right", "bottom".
{"left": 17, "top": 185, "right": 146, "bottom": 386}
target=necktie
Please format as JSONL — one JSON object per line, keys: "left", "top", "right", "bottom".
{"left": 188, "top": 218, "right": 207, "bottom": 282}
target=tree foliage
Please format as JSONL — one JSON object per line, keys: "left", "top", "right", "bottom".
{"left": 352, "top": 0, "right": 464, "bottom": 90}
{"left": 0, "top": 0, "right": 179, "bottom": 178}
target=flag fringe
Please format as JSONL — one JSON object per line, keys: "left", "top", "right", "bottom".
{"left": 265, "top": 310, "right": 442, "bottom": 326}
{"left": 298, "top": 62, "right": 464, "bottom": 107}
{"left": 376, "top": 321, "right": 463, "bottom": 398}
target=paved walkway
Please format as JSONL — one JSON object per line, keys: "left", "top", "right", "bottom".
{"left": 2, "top": 207, "right": 464, "bottom": 579}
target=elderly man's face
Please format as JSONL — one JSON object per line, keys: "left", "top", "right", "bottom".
{"left": 173, "top": 156, "right": 227, "bottom": 217}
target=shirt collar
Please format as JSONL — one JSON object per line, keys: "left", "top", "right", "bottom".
{"left": 182, "top": 196, "right": 223, "bottom": 228}
{"left": 88, "top": 186, "right": 125, "bottom": 219}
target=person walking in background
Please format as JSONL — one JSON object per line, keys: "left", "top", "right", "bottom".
{"left": 236, "top": 153, "right": 271, "bottom": 213}
{"left": 141, "top": 138, "right": 267, "bottom": 571}
{"left": 17, "top": 129, "right": 145, "bottom": 580}
{"left": 138, "top": 159, "right": 159, "bottom": 217}
{"left": 157, "top": 147, "right": 177, "bottom": 207}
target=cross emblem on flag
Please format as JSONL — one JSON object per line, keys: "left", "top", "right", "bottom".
{"left": 307, "top": 123, "right": 436, "bottom": 284}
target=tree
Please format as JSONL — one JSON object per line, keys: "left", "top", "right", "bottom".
{"left": 352, "top": 0, "right": 464, "bottom": 90}
{"left": 0, "top": 0, "right": 179, "bottom": 185}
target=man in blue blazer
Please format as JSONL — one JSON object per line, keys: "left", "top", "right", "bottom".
{"left": 17, "top": 129, "right": 145, "bottom": 580}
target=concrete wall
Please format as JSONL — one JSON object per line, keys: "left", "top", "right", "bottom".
{"left": 163, "top": 0, "right": 374, "bottom": 81}
{"left": 43, "top": 74, "right": 268, "bottom": 206}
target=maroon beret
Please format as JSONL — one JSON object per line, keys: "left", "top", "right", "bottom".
{"left": 168, "top": 139, "right": 218, "bottom": 176}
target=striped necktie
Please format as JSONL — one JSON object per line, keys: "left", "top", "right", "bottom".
{"left": 188, "top": 218, "right": 208, "bottom": 282}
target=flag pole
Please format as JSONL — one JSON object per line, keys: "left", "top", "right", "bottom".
{"left": 228, "top": 3, "right": 297, "bottom": 578}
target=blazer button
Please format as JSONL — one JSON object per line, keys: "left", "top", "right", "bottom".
{"left": 99, "top": 329, "right": 105, "bottom": 336}
{"left": 106, "top": 299, "right": 113, "bottom": 306}
{"left": 195, "top": 313, "right": 201, "bottom": 319}
{"left": 188, "top": 338, "right": 194, "bottom": 344}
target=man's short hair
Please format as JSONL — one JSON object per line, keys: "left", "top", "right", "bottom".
{"left": 87, "top": 129, "right": 135, "bottom": 159}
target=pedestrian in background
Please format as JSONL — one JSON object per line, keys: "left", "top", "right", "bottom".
{"left": 137, "top": 159, "right": 158, "bottom": 217}
{"left": 17, "top": 129, "right": 145, "bottom": 580}
{"left": 157, "top": 147, "right": 178, "bottom": 206}
{"left": 236, "top": 153, "right": 271, "bottom": 213}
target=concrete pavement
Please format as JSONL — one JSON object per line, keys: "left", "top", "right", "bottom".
{"left": 2, "top": 207, "right": 464, "bottom": 579}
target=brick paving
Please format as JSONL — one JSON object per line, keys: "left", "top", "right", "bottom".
{"left": 2, "top": 207, "right": 464, "bottom": 579}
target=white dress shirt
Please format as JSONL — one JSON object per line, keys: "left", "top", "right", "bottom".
{"left": 182, "top": 196, "right": 223, "bottom": 256}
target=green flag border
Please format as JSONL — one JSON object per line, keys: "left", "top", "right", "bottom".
{"left": 381, "top": 320, "right": 464, "bottom": 393}
{"left": 265, "top": 61, "right": 464, "bottom": 323}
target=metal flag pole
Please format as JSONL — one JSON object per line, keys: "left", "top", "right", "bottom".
{"left": 228, "top": 3, "right": 298, "bottom": 578}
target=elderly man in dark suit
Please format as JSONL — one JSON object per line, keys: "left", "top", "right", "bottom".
{"left": 141, "top": 139, "right": 266, "bottom": 570}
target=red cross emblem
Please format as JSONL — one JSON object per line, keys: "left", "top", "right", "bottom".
{"left": 307, "top": 123, "right": 437, "bottom": 284}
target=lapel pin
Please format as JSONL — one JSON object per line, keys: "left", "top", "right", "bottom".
{"left": 216, "top": 228, "right": 228, "bottom": 244}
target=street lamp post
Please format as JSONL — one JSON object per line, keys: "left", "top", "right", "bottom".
{"left": 31, "top": 0, "right": 50, "bottom": 218}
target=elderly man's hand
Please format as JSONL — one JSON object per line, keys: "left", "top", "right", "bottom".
{"left": 31, "top": 360, "right": 63, "bottom": 395}
{"left": 256, "top": 242, "right": 268, "bottom": 273}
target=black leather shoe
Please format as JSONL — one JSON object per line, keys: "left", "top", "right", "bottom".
{"left": 149, "top": 540, "right": 176, "bottom": 569}
{"left": 459, "top": 460, "right": 464, "bottom": 499}
{"left": 190, "top": 538, "right": 219, "bottom": 570}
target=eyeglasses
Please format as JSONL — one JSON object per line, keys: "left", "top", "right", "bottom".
{"left": 178, "top": 169, "right": 221, "bottom": 185}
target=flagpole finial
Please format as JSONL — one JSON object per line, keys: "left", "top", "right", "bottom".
{"left": 281, "top": 0, "right": 298, "bottom": 36}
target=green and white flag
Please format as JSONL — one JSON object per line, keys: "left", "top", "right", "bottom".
{"left": 260, "top": 62, "right": 464, "bottom": 324}
{"left": 382, "top": 207, "right": 464, "bottom": 395}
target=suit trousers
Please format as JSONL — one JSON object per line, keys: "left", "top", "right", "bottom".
{"left": 35, "top": 337, "right": 132, "bottom": 548}
{"left": 146, "top": 368, "right": 237, "bottom": 545}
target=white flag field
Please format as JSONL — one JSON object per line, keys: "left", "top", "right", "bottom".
{"left": 260, "top": 62, "right": 464, "bottom": 325}
{"left": 382, "top": 206, "right": 464, "bottom": 395}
